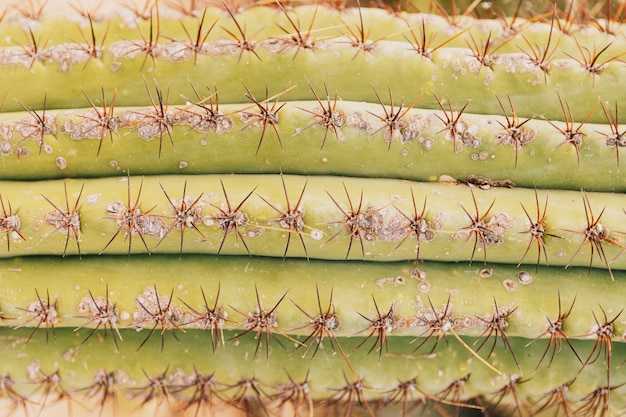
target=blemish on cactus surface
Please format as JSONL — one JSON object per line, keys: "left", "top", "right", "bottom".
{"left": 517, "top": 270, "right": 532, "bottom": 284}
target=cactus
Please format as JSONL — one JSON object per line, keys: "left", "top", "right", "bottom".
{"left": 0, "top": 0, "right": 625, "bottom": 416}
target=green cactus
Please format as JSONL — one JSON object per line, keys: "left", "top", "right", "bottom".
{"left": 0, "top": 0, "right": 624, "bottom": 416}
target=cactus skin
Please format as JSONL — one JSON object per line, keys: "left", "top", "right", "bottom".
{"left": 0, "top": 174, "right": 626, "bottom": 273}
{"left": 0, "top": 327, "right": 624, "bottom": 417}
{"left": 0, "top": 4, "right": 625, "bottom": 123}
{"left": 0, "top": 255, "right": 622, "bottom": 348}
{"left": 0, "top": 1, "right": 626, "bottom": 416}
{"left": 1, "top": 99, "right": 626, "bottom": 192}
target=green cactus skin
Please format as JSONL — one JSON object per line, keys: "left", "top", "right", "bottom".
{"left": 0, "top": 255, "right": 622, "bottom": 345}
{"left": 0, "top": 4, "right": 625, "bottom": 123}
{"left": 0, "top": 174, "right": 624, "bottom": 272}
{"left": 0, "top": 327, "right": 624, "bottom": 417}
{"left": 0, "top": 1, "right": 625, "bottom": 416}
{"left": 1, "top": 98, "right": 626, "bottom": 192}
